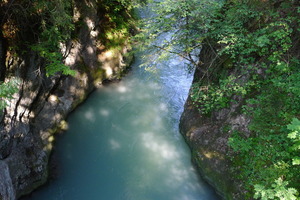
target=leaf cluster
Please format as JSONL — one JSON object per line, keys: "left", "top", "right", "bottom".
{"left": 30, "top": 0, "right": 75, "bottom": 76}
{"left": 191, "top": 75, "right": 249, "bottom": 114}
{"left": 0, "top": 79, "right": 20, "bottom": 110}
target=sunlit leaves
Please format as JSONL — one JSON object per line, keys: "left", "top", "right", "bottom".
{"left": 254, "top": 178, "right": 298, "bottom": 200}
{"left": 287, "top": 118, "right": 300, "bottom": 166}
{"left": 0, "top": 78, "right": 20, "bottom": 110}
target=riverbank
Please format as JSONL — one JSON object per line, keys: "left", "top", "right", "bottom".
{"left": 0, "top": 1, "right": 135, "bottom": 198}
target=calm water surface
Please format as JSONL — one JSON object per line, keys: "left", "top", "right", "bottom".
{"left": 27, "top": 50, "right": 220, "bottom": 200}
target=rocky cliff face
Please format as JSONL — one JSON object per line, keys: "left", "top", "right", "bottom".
{"left": 0, "top": 1, "right": 132, "bottom": 199}
{"left": 179, "top": 44, "right": 250, "bottom": 199}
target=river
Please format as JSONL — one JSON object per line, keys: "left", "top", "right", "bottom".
{"left": 25, "top": 52, "right": 220, "bottom": 200}
{"left": 24, "top": 6, "right": 221, "bottom": 200}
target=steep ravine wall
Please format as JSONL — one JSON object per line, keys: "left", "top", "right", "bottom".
{"left": 0, "top": 2, "right": 133, "bottom": 200}
{"left": 179, "top": 44, "right": 250, "bottom": 200}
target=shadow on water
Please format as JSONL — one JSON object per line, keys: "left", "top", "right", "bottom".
{"left": 24, "top": 49, "right": 221, "bottom": 199}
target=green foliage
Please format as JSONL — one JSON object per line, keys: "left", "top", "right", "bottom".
{"left": 3, "top": 0, "right": 76, "bottom": 76}
{"left": 217, "top": 20, "right": 292, "bottom": 65}
{"left": 136, "top": 0, "right": 222, "bottom": 67}
{"left": 100, "top": 0, "right": 131, "bottom": 33}
{"left": 30, "top": 0, "right": 75, "bottom": 76}
{"left": 191, "top": 75, "right": 249, "bottom": 114}
{"left": 98, "top": 0, "right": 141, "bottom": 50}
{"left": 218, "top": 1, "right": 300, "bottom": 198}
{"left": 31, "top": 0, "right": 139, "bottom": 76}
{"left": 31, "top": 45, "right": 75, "bottom": 77}
{"left": 254, "top": 178, "right": 298, "bottom": 200}
{"left": 0, "top": 79, "right": 20, "bottom": 110}
{"left": 228, "top": 127, "right": 299, "bottom": 198}
{"left": 287, "top": 118, "right": 300, "bottom": 166}
{"left": 34, "top": 0, "right": 74, "bottom": 47}
{"left": 229, "top": 74, "right": 300, "bottom": 199}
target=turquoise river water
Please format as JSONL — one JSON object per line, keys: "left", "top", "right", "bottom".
{"left": 25, "top": 6, "right": 221, "bottom": 200}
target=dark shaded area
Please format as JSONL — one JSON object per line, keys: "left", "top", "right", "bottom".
{"left": 0, "top": 31, "right": 7, "bottom": 82}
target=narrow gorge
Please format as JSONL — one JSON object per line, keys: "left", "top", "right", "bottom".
{"left": 1, "top": 0, "right": 300, "bottom": 200}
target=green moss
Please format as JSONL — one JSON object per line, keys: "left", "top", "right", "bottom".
{"left": 92, "top": 67, "right": 106, "bottom": 84}
{"left": 192, "top": 150, "right": 235, "bottom": 200}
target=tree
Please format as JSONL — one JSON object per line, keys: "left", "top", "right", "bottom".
{"left": 136, "top": 0, "right": 222, "bottom": 69}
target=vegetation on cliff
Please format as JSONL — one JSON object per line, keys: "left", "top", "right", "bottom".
{"left": 191, "top": 1, "right": 300, "bottom": 199}
{"left": 141, "top": 0, "right": 300, "bottom": 199}
{"left": 0, "top": 0, "right": 138, "bottom": 112}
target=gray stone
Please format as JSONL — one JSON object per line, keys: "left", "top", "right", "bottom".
{"left": 0, "top": 161, "right": 15, "bottom": 200}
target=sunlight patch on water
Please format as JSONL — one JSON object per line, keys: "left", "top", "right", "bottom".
{"left": 158, "top": 103, "right": 168, "bottom": 112}
{"left": 109, "top": 139, "right": 121, "bottom": 150}
{"left": 84, "top": 109, "right": 95, "bottom": 122}
{"left": 141, "top": 132, "right": 179, "bottom": 160}
{"left": 117, "top": 85, "right": 128, "bottom": 93}
{"left": 99, "top": 109, "right": 110, "bottom": 117}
